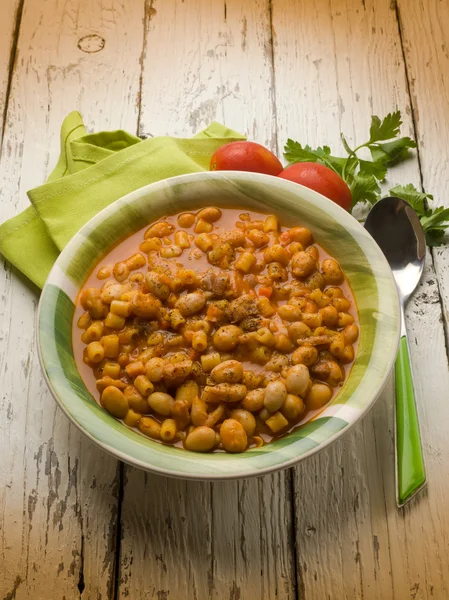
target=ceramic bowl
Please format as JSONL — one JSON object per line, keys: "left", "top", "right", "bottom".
{"left": 38, "top": 171, "right": 400, "bottom": 479}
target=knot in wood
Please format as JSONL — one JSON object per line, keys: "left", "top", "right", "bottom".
{"left": 77, "top": 34, "right": 105, "bottom": 53}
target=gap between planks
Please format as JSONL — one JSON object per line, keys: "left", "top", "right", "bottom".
{"left": 112, "top": 463, "right": 125, "bottom": 600}
{"left": 0, "top": 0, "right": 24, "bottom": 156}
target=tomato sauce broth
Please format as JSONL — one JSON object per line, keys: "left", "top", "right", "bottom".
{"left": 72, "top": 207, "right": 359, "bottom": 449}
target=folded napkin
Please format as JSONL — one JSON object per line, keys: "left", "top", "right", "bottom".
{"left": 0, "top": 111, "right": 245, "bottom": 288}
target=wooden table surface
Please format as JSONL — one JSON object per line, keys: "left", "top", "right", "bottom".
{"left": 1, "top": 1, "right": 449, "bottom": 598}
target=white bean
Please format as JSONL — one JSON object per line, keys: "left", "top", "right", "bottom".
{"left": 230, "top": 409, "right": 256, "bottom": 437}
{"left": 148, "top": 392, "right": 174, "bottom": 416}
{"left": 210, "top": 360, "right": 243, "bottom": 383}
{"left": 281, "top": 394, "right": 305, "bottom": 421}
{"left": 285, "top": 364, "right": 310, "bottom": 396}
{"left": 264, "top": 380, "right": 287, "bottom": 413}
{"left": 185, "top": 426, "right": 217, "bottom": 452}
{"left": 176, "top": 292, "right": 206, "bottom": 316}
{"left": 213, "top": 325, "right": 242, "bottom": 351}
{"left": 203, "top": 383, "right": 247, "bottom": 403}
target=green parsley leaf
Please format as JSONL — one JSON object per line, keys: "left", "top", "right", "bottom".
{"left": 389, "top": 183, "right": 433, "bottom": 215}
{"left": 370, "top": 137, "right": 417, "bottom": 165}
{"left": 343, "top": 156, "right": 359, "bottom": 178}
{"left": 369, "top": 145, "right": 388, "bottom": 163}
{"left": 359, "top": 159, "right": 388, "bottom": 181}
{"left": 340, "top": 133, "right": 353, "bottom": 156}
{"left": 426, "top": 231, "right": 446, "bottom": 246}
{"left": 283, "top": 139, "right": 320, "bottom": 163}
{"left": 350, "top": 174, "right": 381, "bottom": 208}
{"left": 421, "top": 207, "right": 449, "bottom": 230}
{"left": 369, "top": 111, "right": 402, "bottom": 143}
{"left": 321, "top": 154, "right": 347, "bottom": 176}
{"left": 283, "top": 140, "right": 346, "bottom": 175}
{"left": 389, "top": 184, "right": 448, "bottom": 246}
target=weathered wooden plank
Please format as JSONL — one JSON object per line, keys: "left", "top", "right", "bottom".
{"left": 0, "top": 0, "right": 144, "bottom": 597}
{"left": 0, "top": 0, "right": 21, "bottom": 145}
{"left": 396, "top": 0, "right": 449, "bottom": 331}
{"left": 118, "top": 1, "right": 295, "bottom": 599}
{"left": 137, "top": 0, "right": 276, "bottom": 147}
{"left": 272, "top": 0, "right": 449, "bottom": 598}
{"left": 394, "top": 2, "right": 449, "bottom": 596}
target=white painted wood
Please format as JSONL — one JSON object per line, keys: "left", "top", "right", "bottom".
{"left": 137, "top": 0, "right": 277, "bottom": 147}
{"left": 273, "top": 0, "right": 449, "bottom": 598}
{"left": 118, "top": 2, "right": 295, "bottom": 599}
{"left": 0, "top": 0, "right": 20, "bottom": 144}
{"left": 0, "top": 0, "right": 144, "bottom": 598}
{"left": 397, "top": 0, "right": 449, "bottom": 333}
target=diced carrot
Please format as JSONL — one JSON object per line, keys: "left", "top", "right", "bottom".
{"left": 259, "top": 286, "right": 273, "bottom": 298}
{"left": 279, "top": 231, "right": 291, "bottom": 246}
{"left": 183, "top": 329, "right": 194, "bottom": 343}
{"left": 206, "top": 305, "right": 225, "bottom": 322}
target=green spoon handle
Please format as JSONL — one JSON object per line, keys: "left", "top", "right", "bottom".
{"left": 395, "top": 314, "right": 426, "bottom": 507}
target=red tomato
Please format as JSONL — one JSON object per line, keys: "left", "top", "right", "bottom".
{"left": 210, "top": 141, "right": 283, "bottom": 176}
{"left": 278, "top": 163, "right": 352, "bottom": 211}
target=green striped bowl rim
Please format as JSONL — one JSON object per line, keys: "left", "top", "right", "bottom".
{"left": 37, "top": 171, "right": 400, "bottom": 480}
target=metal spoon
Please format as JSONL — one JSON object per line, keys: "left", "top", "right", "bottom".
{"left": 365, "top": 196, "right": 426, "bottom": 507}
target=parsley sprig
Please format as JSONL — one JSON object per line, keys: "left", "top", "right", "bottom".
{"left": 284, "top": 111, "right": 448, "bottom": 246}
{"left": 389, "top": 184, "right": 449, "bottom": 246}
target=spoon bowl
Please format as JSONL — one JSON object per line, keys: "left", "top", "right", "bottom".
{"left": 365, "top": 197, "right": 426, "bottom": 301}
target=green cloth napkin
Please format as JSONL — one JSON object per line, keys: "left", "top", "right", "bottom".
{"left": 0, "top": 111, "right": 245, "bottom": 288}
